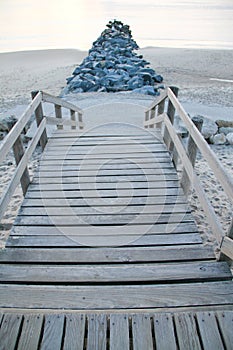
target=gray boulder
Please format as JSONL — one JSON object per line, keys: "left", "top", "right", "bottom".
{"left": 209, "top": 133, "right": 226, "bottom": 145}
{"left": 216, "top": 120, "right": 233, "bottom": 128}
{"left": 219, "top": 127, "right": 233, "bottom": 135}
{"left": 0, "top": 115, "right": 17, "bottom": 132}
{"left": 199, "top": 116, "right": 218, "bottom": 139}
{"left": 226, "top": 132, "right": 233, "bottom": 145}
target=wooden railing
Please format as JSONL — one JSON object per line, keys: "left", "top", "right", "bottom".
{"left": 0, "top": 91, "right": 84, "bottom": 222}
{"left": 144, "top": 87, "right": 233, "bottom": 258}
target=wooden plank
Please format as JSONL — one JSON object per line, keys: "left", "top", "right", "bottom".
{"left": 40, "top": 314, "right": 64, "bottom": 350}
{"left": 63, "top": 314, "right": 85, "bottom": 350}
{"left": 196, "top": 312, "right": 224, "bottom": 349}
{"left": 174, "top": 313, "right": 202, "bottom": 349}
{"left": 0, "top": 313, "right": 22, "bottom": 350}
{"left": 17, "top": 314, "right": 43, "bottom": 350}
{"left": 29, "top": 179, "right": 180, "bottom": 191}
{"left": 36, "top": 163, "right": 175, "bottom": 172}
{"left": 132, "top": 314, "right": 153, "bottom": 350}
{"left": 18, "top": 203, "right": 190, "bottom": 216}
{"left": 21, "top": 195, "right": 187, "bottom": 207}
{"left": 153, "top": 313, "right": 177, "bottom": 349}
{"left": 32, "top": 174, "right": 179, "bottom": 184}
{"left": 0, "top": 261, "right": 229, "bottom": 284}
{"left": 0, "top": 245, "right": 213, "bottom": 263}
{"left": 6, "top": 232, "right": 202, "bottom": 248}
{"left": 39, "top": 153, "right": 171, "bottom": 161}
{"left": 87, "top": 314, "right": 107, "bottom": 350}
{"left": 0, "top": 282, "right": 233, "bottom": 309}
{"left": 38, "top": 160, "right": 174, "bottom": 175}
{"left": 25, "top": 187, "right": 183, "bottom": 199}
{"left": 10, "top": 221, "right": 199, "bottom": 236}
{"left": 0, "top": 91, "right": 42, "bottom": 163}
{"left": 110, "top": 314, "right": 129, "bottom": 350}
{"left": 34, "top": 167, "right": 176, "bottom": 177}
{"left": 44, "top": 145, "right": 167, "bottom": 154}
{"left": 168, "top": 87, "right": 233, "bottom": 204}
{"left": 14, "top": 212, "right": 194, "bottom": 226}
{"left": 216, "top": 311, "right": 233, "bottom": 349}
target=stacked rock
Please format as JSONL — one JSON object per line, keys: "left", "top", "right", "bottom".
{"left": 63, "top": 20, "right": 163, "bottom": 96}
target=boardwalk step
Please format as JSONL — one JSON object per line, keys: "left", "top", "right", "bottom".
{"left": 0, "top": 245, "right": 215, "bottom": 263}
{"left": 0, "top": 261, "right": 230, "bottom": 284}
{"left": 0, "top": 282, "right": 233, "bottom": 309}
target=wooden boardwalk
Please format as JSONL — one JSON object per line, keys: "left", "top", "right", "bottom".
{"left": 0, "top": 90, "right": 233, "bottom": 348}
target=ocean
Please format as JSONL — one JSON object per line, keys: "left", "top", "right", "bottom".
{"left": 0, "top": 0, "right": 233, "bottom": 53}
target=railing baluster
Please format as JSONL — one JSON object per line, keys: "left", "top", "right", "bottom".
{"left": 31, "top": 91, "right": 48, "bottom": 149}
{"left": 12, "top": 135, "right": 30, "bottom": 195}
{"left": 70, "top": 110, "right": 76, "bottom": 130}
{"left": 55, "top": 104, "right": 63, "bottom": 130}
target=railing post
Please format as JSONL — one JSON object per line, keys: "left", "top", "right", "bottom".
{"left": 12, "top": 135, "right": 30, "bottom": 195}
{"left": 144, "top": 111, "right": 150, "bottom": 129}
{"left": 163, "top": 86, "right": 179, "bottom": 149}
{"left": 70, "top": 110, "right": 76, "bottom": 130}
{"left": 181, "top": 116, "right": 203, "bottom": 196}
{"left": 31, "top": 91, "right": 48, "bottom": 150}
{"left": 156, "top": 99, "right": 165, "bottom": 130}
{"left": 55, "top": 104, "right": 63, "bottom": 130}
{"left": 78, "top": 112, "right": 84, "bottom": 130}
{"left": 149, "top": 107, "right": 156, "bottom": 128}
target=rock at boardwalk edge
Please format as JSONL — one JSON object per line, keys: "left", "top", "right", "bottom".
{"left": 195, "top": 115, "right": 218, "bottom": 140}
{"left": 62, "top": 20, "right": 164, "bottom": 96}
{"left": 226, "top": 133, "right": 233, "bottom": 145}
{"left": 0, "top": 116, "right": 17, "bottom": 135}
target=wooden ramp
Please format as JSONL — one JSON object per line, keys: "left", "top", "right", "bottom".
{"left": 0, "top": 90, "right": 233, "bottom": 348}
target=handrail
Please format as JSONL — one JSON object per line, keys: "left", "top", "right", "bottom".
{"left": 0, "top": 91, "right": 84, "bottom": 223}
{"left": 144, "top": 87, "right": 233, "bottom": 251}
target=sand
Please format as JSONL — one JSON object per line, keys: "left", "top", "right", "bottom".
{"left": 0, "top": 47, "right": 233, "bottom": 249}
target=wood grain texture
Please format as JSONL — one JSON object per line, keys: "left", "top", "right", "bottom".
{"left": 153, "top": 313, "right": 177, "bottom": 350}
{"left": 0, "top": 314, "right": 22, "bottom": 350}
{"left": 17, "top": 314, "right": 43, "bottom": 350}
{"left": 110, "top": 314, "right": 129, "bottom": 350}
{"left": 40, "top": 314, "right": 64, "bottom": 350}
{"left": 196, "top": 312, "right": 224, "bottom": 350}
{"left": 132, "top": 314, "right": 153, "bottom": 350}
{"left": 63, "top": 314, "right": 85, "bottom": 350}
{"left": 0, "top": 282, "right": 233, "bottom": 309}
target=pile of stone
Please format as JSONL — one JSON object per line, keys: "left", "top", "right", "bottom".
{"left": 62, "top": 20, "right": 163, "bottom": 96}
{"left": 194, "top": 116, "right": 233, "bottom": 145}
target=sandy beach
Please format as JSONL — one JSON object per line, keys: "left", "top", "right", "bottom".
{"left": 0, "top": 47, "right": 233, "bottom": 248}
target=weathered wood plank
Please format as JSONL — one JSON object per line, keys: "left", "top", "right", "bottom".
{"left": 21, "top": 195, "right": 187, "bottom": 207}
{"left": 32, "top": 174, "right": 179, "bottom": 184}
{"left": 174, "top": 313, "right": 202, "bottom": 349}
{"left": 196, "top": 312, "right": 224, "bottom": 349}
{"left": 0, "top": 313, "right": 22, "bottom": 350}
{"left": 25, "top": 187, "right": 183, "bottom": 199}
{"left": 21, "top": 195, "right": 187, "bottom": 208}
{"left": 14, "top": 212, "right": 194, "bottom": 226}
{"left": 0, "top": 245, "right": 212, "bottom": 263}
{"left": 40, "top": 314, "right": 64, "bottom": 350}
{"left": 6, "top": 232, "right": 202, "bottom": 247}
{"left": 36, "top": 163, "right": 175, "bottom": 173}
{"left": 0, "top": 282, "right": 233, "bottom": 309}
{"left": 17, "top": 314, "right": 43, "bottom": 350}
{"left": 7, "top": 232, "right": 202, "bottom": 248}
{"left": 0, "top": 261, "right": 229, "bottom": 283}
{"left": 153, "top": 313, "right": 177, "bottom": 349}
{"left": 110, "top": 314, "right": 129, "bottom": 350}
{"left": 28, "top": 180, "right": 180, "bottom": 191}
{"left": 18, "top": 203, "right": 190, "bottom": 217}
{"left": 87, "top": 314, "right": 107, "bottom": 350}
{"left": 216, "top": 311, "right": 233, "bottom": 349}
{"left": 63, "top": 314, "right": 85, "bottom": 350}
{"left": 132, "top": 314, "right": 153, "bottom": 350}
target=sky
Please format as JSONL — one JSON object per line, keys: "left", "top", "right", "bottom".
{"left": 0, "top": 0, "right": 233, "bottom": 52}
